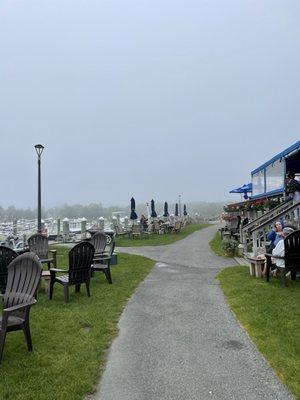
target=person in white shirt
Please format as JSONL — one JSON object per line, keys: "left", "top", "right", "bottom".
{"left": 272, "top": 227, "right": 294, "bottom": 269}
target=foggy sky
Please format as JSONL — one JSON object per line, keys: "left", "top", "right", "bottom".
{"left": 0, "top": 0, "right": 299, "bottom": 209}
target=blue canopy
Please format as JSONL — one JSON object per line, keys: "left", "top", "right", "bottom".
{"left": 229, "top": 183, "right": 252, "bottom": 194}
{"left": 230, "top": 183, "right": 252, "bottom": 199}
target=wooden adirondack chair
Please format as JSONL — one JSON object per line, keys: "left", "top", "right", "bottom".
{"left": 0, "top": 252, "right": 42, "bottom": 362}
{"left": 49, "top": 242, "right": 95, "bottom": 302}
{"left": 92, "top": 240, "right": 116, "bottom": 284}
{"left": 90, "top": 232, "right": 106, "bottom": 256}
{"left": 0, "top": 246, "right": 18, "bottom": 294}
{"left": 28, "top": 233, "right": 57, "bottom": 270}
{"left": 131, "top": 224, "right": 142, "bottom": 238}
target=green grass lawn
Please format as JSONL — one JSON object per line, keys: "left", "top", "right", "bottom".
{"left": 0, "top": 247, "right": 155, "bottom": 400}
{"left": 218, "top": 266, "right": 300, "bottom": 399}
{"left": 209, "top": 231, "right": 228, "bottom": 257}
{"left": 116, "top": 223, "right": 209, "bottom": 247}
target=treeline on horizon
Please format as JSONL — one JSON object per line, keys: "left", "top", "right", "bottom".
{"left": 0, "top": 201, "right": 226, "bottom": 221}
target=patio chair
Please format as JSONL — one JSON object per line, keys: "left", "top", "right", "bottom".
{"left": 49, "top": 241, "right": 95, "bottom": 302}
{"left": 0, "top": 246, "right": 18, "bottom": 294}
{"left": 28, "top": 233, "right": 57, "bottom": 270}
{"left": 90, "top": 231, "right": 106, "bottom": 256}
{"left": 0, "top": 252, "right": 42, "bottom": 362}
{"left": 131, "top": 224, "right": 142, "bottom": 239}
{"left": 172, "top": 221, "right": 181, "bottom": 234}
{"left": 265, "top": 229, "right": 300, "bottom": 285}
{"left": 92, "top": 240, "right": 115, "bottom": 284}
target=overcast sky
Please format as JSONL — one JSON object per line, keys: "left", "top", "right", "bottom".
{"left": 0, "top": 0, "right": 299, "bottom": 208}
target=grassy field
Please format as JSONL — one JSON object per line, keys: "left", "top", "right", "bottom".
{"left": 218, "top": 266, "right": 300, "bottom": 399}
{"left": 0, "top": 247, "right": 155, "bottom": 400}
{"left": 209, "top": 230, "right": 229, "bottom": 257}
{"left": 116, "top": 223, "right": 209, "bottom": 247}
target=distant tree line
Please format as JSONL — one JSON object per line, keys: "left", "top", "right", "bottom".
{"left": 0, "top": 201, "right": 226, "bottom": 221}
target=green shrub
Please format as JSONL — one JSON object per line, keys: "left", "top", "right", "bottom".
{"left": 221, "top": 239, "right": 238, "bottom": 255}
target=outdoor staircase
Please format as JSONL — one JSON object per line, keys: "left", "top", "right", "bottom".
{"left": 241, "top": 200, "right": 300, "bottom": 256}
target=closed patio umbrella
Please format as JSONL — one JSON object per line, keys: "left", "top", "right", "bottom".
{"left": 163, "top": 202, "right": 169, "bottom": 217}
{"left": 130, "top": 197, "right": 138, "bottom": 221}
{"left": 151, "top": 199, "right": 157, "bottom": 218}
{"left": 183, "top": 204, "right": 187, "bottom": 216}
{"left": 175, "top": 203, "right": 179, "bottom": 216}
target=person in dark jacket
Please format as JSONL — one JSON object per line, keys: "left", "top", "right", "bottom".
{"left": 286, "top": 172, "right": 300, "bottom": 221}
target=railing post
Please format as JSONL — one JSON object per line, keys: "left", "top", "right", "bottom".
{"left": 81, "top": 217, "right": 87, "bottom": 240}
{"left": 252, "top": 231, "right": 258, "bottom": 256}
{"left": 63, "top": 218, "right": 70, "bottom": 242}
{"left": 57, "top": 218, "right": 61, "bottom": 241}
{"left": 112, "top": 216, "right": 118, "bottom": 233}
{"left": 99, "top": 217, "right": 105, "bottom": 231}
{"left": 13, "top": 219, "right": 17, "bottom": 236}
{"left": 124, "top": 216, "right": 129, "bottom": 231}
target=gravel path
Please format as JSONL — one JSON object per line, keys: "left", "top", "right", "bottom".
{"left": 92, "top": 225, "right": 293, "bottom": 400}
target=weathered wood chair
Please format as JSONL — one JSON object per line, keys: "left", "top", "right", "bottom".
{"left": 0, "top": 246, "right": 18, "bottom": 294}
{"left": 28, "top": 233, "right": 57, "bottom": 270}
{"left": 92, "top": 240, "right": 115, "bottom": 284}
{"left": 265, "top": 230, "right": 300, "bottom": 285}
{"left": 0, "top": 252, "right": 42, "bottom": 362}
{"left": 49, "top": 242, "right": 95, "bottom": 302}
{"left": 172, "top": 221, "right": 181, "bottom": 234}
{"left": 90, "top": 232, "right": 106, "bottom": 256}
{"left": 130, "top": 224, "right": 142, "bottom": 239}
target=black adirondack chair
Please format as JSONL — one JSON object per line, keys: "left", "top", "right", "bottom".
{"left": 49, "top": 241, "right": 95, "bottom": 302}
{"left": 0, "top": 252, "right": 42, "bottom": 362}
{"left": 0, "top": 246, "right": 18, "bottom": 294}
{"left": 28, "top": 233, "right": 57, "bottom": 270}
{"left": 92, "top": 240, "right": 115, "bottom": 284}
{"left": 90, "top": 232, "right": 106, "bottom": 256}
{"left": 265, "top": 230, "right": 300, "bottom": 285}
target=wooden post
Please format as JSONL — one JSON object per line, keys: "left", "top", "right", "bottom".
{"left": 13, "top": 220, "right": 17, "bottom": 236}
{"left": 252, "top": 231, "right": 258, "bottom": 256}
{"left": 57, "top": 218, "right": 61, "bottom": 241}
{"left": 62, "top": 218, "right": 70, "bottom": 242}
{"left": 81, "top": 217, "right": 87, "bottom": 240}
{"left": 124, "top": 216, "right": 129, "bottom": 231}
{"left": 99, "top": 217, "right": 105, "bottom": 231}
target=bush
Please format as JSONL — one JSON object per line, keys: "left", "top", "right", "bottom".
{"left": 221, "top": 239, "right": 238, "bottom": 256}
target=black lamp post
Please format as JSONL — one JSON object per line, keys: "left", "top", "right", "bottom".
{"left": 178, "top": 194, "right": 182, "bottom": 217}
{"left": 35, "top": 144, "right": 44, "bottom": 233}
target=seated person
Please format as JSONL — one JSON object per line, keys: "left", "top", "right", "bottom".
{"left": 140, "top": 214, "right": 148, "bottom": 230}
{"left": 266, "top": 220, "right": 284, "bottom": 252}
{"left": 271, "top": 227, "right": 294, "bottom": 274}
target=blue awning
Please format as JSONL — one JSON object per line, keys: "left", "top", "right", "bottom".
{"left": 229, "top": 183, "right": 252, "bottom": 194}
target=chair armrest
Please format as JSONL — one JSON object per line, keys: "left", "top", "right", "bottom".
{"left": 94, "top": 255, "right": 111, "bottom": 260}
{"left": 265, "top": 253, "right": 284, "bottom": 259}
{"left": 50, "top": 268, "right": 68, "bottom": 273}
{"left": 3, "top": 300, "right": 36, "bottom": 314}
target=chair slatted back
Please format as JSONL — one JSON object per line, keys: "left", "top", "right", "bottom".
{"left": 68, "top": 242, "right": 95, "bottom": 284}
{"left": 174, "top": 221, "right": 181, "bottom": 230}
{"left": 28, "top": 233, "right": 49, "bottom": 259}
{"left": 284, "top": 230, "right": 300, "bottom": 270}
{"left": 90, "top": 232, "right": 106, "bottom": 254}
{"left": 4, "top": 252, "right": 42, "bottom": 309}
{"left": 0, "top": 246, "right": 18, "bottom": 293}
{"left": 132, "top": 225, "right": 141, "bottom": 234}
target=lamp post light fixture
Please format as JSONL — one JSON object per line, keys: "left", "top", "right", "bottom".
{"left": 35, "top": 144, "right": 44, "bottom": 234}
